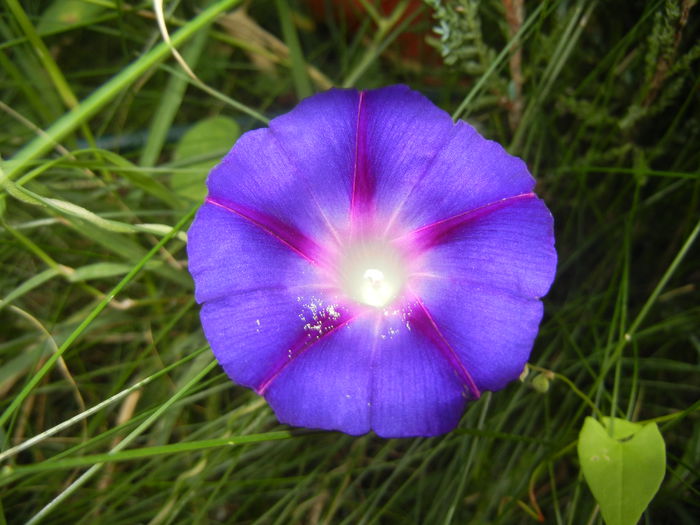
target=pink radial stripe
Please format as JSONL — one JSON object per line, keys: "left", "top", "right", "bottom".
{"left": 255, "top": 307, "right": 365, "bottom": 395}
{"left": 350, "top": 91, "right": 373, "bottom": 228}
{"left": 397, "top": 192, "right": 536, "bottom": 251}
{"left": 409, "top": 292, "right": 481, "bottom": 399}
{"left": 205, "top": 196, "right": 324, "bottom": 265}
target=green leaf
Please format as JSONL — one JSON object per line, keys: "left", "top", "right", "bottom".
{"left": 2, "top": 179, "right": 187, "bottom": 242}
{"left": 578, "top": 417, "right": 666, "bottom": 525}
{"left": 1, "top": 267, "right": 61, "bottom": 310}
{"left": 67, "top": 261, "right": 161, "bottom": 282}
{"left": 171, "top": 116, "right": 240, "bottom": 201}
{"left": 91, "top": 149, "right": 183, "bottom": 209}
{"left": 37, "top": 0, "right": 107, "bottom": 33}
{"left": 0, "top": 345, "right": 45, "bottom": 398}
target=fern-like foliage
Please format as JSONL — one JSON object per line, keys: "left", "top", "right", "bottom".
{"left": 425, "top": 0, "right": 496, "bottom": 75}
{"left": 620, "top": 0, "right": 699, "bottom": 130}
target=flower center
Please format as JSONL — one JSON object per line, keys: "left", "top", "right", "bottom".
{"left": 339, "top": 241, "right": 406, "bottom": 308}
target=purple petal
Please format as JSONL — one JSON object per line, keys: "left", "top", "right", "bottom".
{"left": 187, "top": 202, "right": 322, "bottom": 304}
{"left": 369, "top": 310, "right": 471, "bottom": 438}
{"left": 386, "top": 121, "right": 535, "bottom": 233}
{"left": 263, "top": 311, "right": 470, "bottom": 438}
{"left": 418, "top": 283, "right": 544, "bottom": 392}
{"left": 201, "top": 291, "right": 354, "bottom": 391}
{"left": 188, "top": 203, "right": 351, "bottom": 389}
{"left": 361, "top": 86, "right": 455, "bottom": 227}
{"left": 407, "top": 195, "right": 556, "bottom": 299}
{"left": 200, "top": 292, "right": 314, "bottom": 389}
{"left": 358, "top": 85, "right": 534, "bottom": 234}
{"left": 263, "top": 314, "right": 373, "bottom": 436}
{"left": 206, "top": 89, "right": 359, "bottom": 245}
{"left": 409, "top": 197, "right": 556, "bottom": 391}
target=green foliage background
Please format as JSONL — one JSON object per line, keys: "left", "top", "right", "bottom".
{"left": 1, "top": 0, "right": 698, "bottom": 523}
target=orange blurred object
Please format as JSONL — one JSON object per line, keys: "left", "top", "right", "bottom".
{"left": 307, "top": 0, "right": 440, "bottom": 66}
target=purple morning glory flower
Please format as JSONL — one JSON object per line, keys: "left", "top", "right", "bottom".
{"left": 187, "top": 85, "right": 556, "bottom": 438}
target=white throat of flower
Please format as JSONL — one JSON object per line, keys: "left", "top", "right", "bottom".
{"left": 340, "top": 241, "right": 406, "bottom": 308}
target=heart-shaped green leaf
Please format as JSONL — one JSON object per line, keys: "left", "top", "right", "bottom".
{"left": 38, "top": 0, "right": 107, "bottom": 33}
{"left": 578, "top": 417, "right": 665, "bottom": 525}
{"left": 171, "top": 116, "right": 240, "bottom": 201}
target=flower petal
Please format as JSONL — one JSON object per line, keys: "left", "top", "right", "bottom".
{"left": 359, "top": 85, "right": 535, "bottom": 233}
{"left": 201, "top": 290, "right": 354, "bottom": 391}
{"left": 369, "top": 312, "right": 470, "bottom": 438}
{"left": 418, "top": 283, "right": 544, "bottom": 392}
{"left": 411, "top": 197, "right": 556, "bottom": 391}
{"left": 409, "top": 195, "right": 556, "bottom": 298}
{"left": 386, "top": 121, "right": 535, "bottom": 232}
{"left": 206, "top": 89, "right": 359, "bottom": 245}
{"left": 263, "top": 312, "right": 469, "bottom": 438}
{"left": 263, "top": 315, "right": 373, "bottom": 436}
{"left": 199, "top": 291, "right": 312, "bottom": 389}
{"left": 360, "top": 85, "right": 455, "bottom": 226}
{"left": 187, "top": 202, "right": 320, "bottom": 304}
{"left": 189, "top": 203, "right": 352, "bottom": 389}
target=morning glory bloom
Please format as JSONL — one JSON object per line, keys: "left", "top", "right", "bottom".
{"left": 187, "top": 85, "right": 556, "bottom": 438}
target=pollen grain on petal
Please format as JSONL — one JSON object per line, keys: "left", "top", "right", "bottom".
{"left": 255, "top": 302, "right": 362, "bottom": 396}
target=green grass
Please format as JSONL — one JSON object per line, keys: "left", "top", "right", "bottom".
{"left": 1, "top": 0, "right": 699, "bottom": 523}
